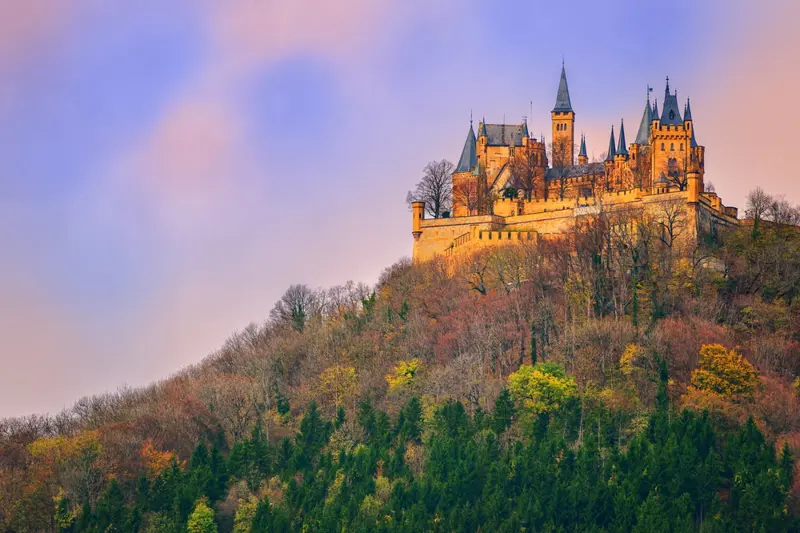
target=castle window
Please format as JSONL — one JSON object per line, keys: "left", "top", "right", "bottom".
{"left": 680, "top": 143, "right": 684, "bottom": 151}
{"left": 669, "top": 110, "right": 675, "bottom": 120}
{"left": 661, "top": 143, "right": 665, "bottom": 151}
{"left": 670, "top": 143, "right": 674, "bottom": 151}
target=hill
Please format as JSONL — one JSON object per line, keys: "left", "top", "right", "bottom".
{"left": 1, "top": 188, "right": 800, "bottom": 532}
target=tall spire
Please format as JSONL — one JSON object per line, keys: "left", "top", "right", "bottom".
{"left": 690, "top": 125, "right": 699, "bottom": 148}
{"left": 455, "top": 122, "right": 478, "bottom": 172}
{"left": 478, "top": 118, "right": 487, "bottom": 137}
{"left": 684, "top": 97, "right": 693, "bottom": 121}
{"left": 652, "top": 98, "right": 659, "bottom": 122}
{"left": 605, "top": 125, "right": 616, "bottom": 162}
{"left": 617, "top": 119, "right": 629, "bottom": 156}
{"left": 521, "top": 118, "right": 529, "bottom": 138}
{"left": 635, "top": 87, "right": 653, "bottom": 145}
{"left": 578, "top": 133, "right": 587, "bottom": 158}
{"left": 552, "top": 62, "right": 573, "bottom": 113}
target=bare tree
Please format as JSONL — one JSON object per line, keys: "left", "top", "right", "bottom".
{"left": 745, "top": 187, "right": 773, "bottom": 235}
{"left": 549, "top": 136, "right": 574, "bottom": 200}
{"left": 509, "top": 148, "right": 545, "bottom": 200}
{"left": 453, "top": 176, "right": 481, "bottom": 216}
{"left": 655, "top": 197, "right": 686, "bottom": 249}
{"left": 631, "top": 146, "right": 652, "bottom": 189}
{"left": 409, "top": 159, "right": 454, "bottom": 218}
{"left": 767, "top": 196, "right": 800, "bottom": 226}
{"left": 270, "top": 284, "right": 320, "bottom": 332}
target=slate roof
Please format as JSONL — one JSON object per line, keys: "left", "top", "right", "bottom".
{"left": 617, "top": 120, "right": 629, "bottom": 156}
{"left": 691, "top": 126, "right": 699, "bottom": 148}
{"left": 652, "top": 99, "right": 659, "bottom": 122}
{"left": 484, "top": 124, "right": 527, "bottom": 146}
{"left": 545, "top": 163, "right": 605, "bottom": 181}
{"left": 605, "top": 126, "right": 616, "bottom": 162}
{"left": 635, "top": 93, "right": 653, "bottom": 145}
{"left": 660, "top": 79, "right": 683, "bottom": 125}
{"left": 552, "top": 63, "right": 573, "bottom": 113}
{"left": 456, "top": 124, "right": 478, "bottom": 172}
{"left": 578, "top": 134, "right": 587, "bottom": 158}
{"left": 684, "top": 97, "right": 693, "bottom": 121}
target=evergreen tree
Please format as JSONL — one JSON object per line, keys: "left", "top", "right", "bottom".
{"left": 492, "top": 388, "right": 515, "bottom": 435}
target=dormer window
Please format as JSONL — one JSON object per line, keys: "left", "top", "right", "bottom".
{"left": 669, "top": 110, "right": 675, "bottom": 120}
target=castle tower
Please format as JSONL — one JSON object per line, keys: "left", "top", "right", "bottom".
{"left": 551, "top": 62, "right": 575, "bottom": 167}
{"left": 650, "top": 78, "right": 693, "bottom": 186}
{"left": 577, "top": 133, "right": 588, "bottom": 165}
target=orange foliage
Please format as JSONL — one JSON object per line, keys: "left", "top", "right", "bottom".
{"left": 141, "top": 439, "right": 177, "bottom": 479}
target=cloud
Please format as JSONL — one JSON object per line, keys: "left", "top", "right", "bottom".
{"left": 208, "top": 0, "right": 395, "bottom": 72}
{"left": 0, "top": 0, "right": 79, "bottom": 73}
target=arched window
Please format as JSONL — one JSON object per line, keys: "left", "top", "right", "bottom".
{"left": 680, "top": 143, "right": 684, "bottom": 151}
{"left": 661, "top": 143, "right": 665, "bottom": 151}
{"left": 669, "top": 110, "right": 675, "bottom": 120}
{"left": 670, "top": 143, "right": 674, "bottom": 151}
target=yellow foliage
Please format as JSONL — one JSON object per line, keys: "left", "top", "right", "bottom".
{"left": 386, "top": 359, "right": 421, "bottom": 392}
{"left": 690, "top": 344, "right": 759, "bottom": 398}
{"left": 507, "top": 363, "right": 577, "bottom": 414}
{"left": 318, "top": 365, "right": 357, "bottom": 406}
{"left": 619, "top": 344, "right": 645, "bottom": 376}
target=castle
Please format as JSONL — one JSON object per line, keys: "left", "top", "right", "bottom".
{"left": 411, "top": 64, "right": 740, "bottom": 263}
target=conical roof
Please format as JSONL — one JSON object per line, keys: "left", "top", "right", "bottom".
{"left": 617, "top": 119, "right": 629, "bottom": 156}
{"left": 578, "top": 134, "right": 587, "bottom": 158}
{"left": 552, "top": 62, "right": 573, "bottom": 113}
{"left": 456, "top": 124, "right": 478, "bottom": 172}
{"left": 684, "top": 97, "right": 693, "bottom": 121}
{"left": 635, "top": 90, "right": 653, "bottom": 145}
{"left": 605, "top": 125, "right": 616, "bottom": 162}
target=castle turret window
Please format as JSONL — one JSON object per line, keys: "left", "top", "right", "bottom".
{"left": 661, "top": 143, "right": 665, "bottom": 151}
{"left": 670, "top": 143, "right": 674, "bottom": 151}
{"left": 680, "top": 143, "right": 684, "bottom": 151}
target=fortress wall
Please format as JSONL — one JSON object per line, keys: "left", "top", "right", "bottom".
{"left": 415, "top": 215, "right": 502, "bottom": 262}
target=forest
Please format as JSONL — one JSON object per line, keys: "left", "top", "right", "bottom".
{"left": 1, "top": 187, "right": 800, "bottom": 532}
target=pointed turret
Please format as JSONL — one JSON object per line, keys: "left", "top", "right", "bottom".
{"left": 455, "top": 123, "right": 478, "bottom": 172}
{"left": 605, "top": 125, "right": 616, "bottom": 162}
{"left": 552, "top": 62, "right": 573, "bottom": 113}
{"left": 478, "top": 119, "right": 487, "bottom": 138}
{"left": 652, "top": 98, "right": 659, "bottom": 123}
{"left": 690, "top": 125, "right": 699, "bottom": 148}
{"left": 616, "top": 120, "right": 629, "bottom": 157}
{"left": 684, "top": 97, "right": 693, "bottom": 122}
{"left": 660, "top": 77, "right": 682, "bottom": 125}
{"left": 521, "top": 119, "right": 529, "bottom": 138}
{"left": 635, "top": 89, "right": 653, "bottom": 145}
{"left": 577, "top": 133, "right": 588, "bottom": 165}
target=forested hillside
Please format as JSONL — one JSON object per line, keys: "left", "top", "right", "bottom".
{"left": 2, "top": 189, "right": 800, "bottom": 532}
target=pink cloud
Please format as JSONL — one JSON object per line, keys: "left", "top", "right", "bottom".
{"left": 0, "top": 0, "right": 79, "bottom": 73}
{"left": 209, "top": 0, "right": 392, "bottom": 69}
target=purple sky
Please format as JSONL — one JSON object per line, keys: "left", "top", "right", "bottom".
{"left": 1, "top": 0, "right": 798, "bottom": 417}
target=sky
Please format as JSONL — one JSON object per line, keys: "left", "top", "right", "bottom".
{"left": 1, "top": 0, "right": 798, "bottom": 418}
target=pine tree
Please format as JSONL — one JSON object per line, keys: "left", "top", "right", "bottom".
{"left": 492, "top": 388, "right": 515, "bottom": 435}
